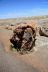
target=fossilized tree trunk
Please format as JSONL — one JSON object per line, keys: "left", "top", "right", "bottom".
{"left": 10, "top": 24, "right": 36, "bottom": 52}
{"left": 39, "top": 27, "right": 48, "bottom": 37}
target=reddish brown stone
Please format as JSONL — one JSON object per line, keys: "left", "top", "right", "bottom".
{"left": 10, "top": 25, "right": 36, "bottom": 52}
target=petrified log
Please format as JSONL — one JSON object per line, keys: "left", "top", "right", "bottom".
{"left": 39, "top": 27, "right": 48, "bottom": 37}
{"left": 10, "top": 25, "right": 36, "bottom": 52}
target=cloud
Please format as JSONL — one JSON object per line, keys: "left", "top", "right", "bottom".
{"left": 0, "top": 8, "right": 48, "bottom": 19}
{"left": 0, "top": 11, "right": 33, "bottom": 19}
{"left": 32, "top": 8, "right": 48, "bottom": 16}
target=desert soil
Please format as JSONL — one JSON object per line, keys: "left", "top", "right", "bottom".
{"left": 0, "top": 19, "right": 48, "bottom": 72}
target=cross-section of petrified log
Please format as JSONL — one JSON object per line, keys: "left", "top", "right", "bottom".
{"left": 10, "top": 24, "right": 36, "bottom": 52}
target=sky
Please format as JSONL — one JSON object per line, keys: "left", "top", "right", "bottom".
{"left": 0, "top": 0, "right": 48, "bottom": 19}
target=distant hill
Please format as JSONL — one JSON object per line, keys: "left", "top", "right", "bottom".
{"left": 0, "top": 15, "right": 48, "bottom": 26}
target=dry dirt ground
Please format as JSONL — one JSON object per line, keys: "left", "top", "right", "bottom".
{"left": 0, "top": 19, "right": 48, "bottom": 72}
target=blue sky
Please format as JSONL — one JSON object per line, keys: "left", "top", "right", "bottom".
{"left": 0, "top": 0, "right": 48, "bottom": 19}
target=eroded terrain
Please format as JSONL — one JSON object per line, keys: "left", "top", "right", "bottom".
{"left": 0, "top": 17, "right": 48, "bottom": 72}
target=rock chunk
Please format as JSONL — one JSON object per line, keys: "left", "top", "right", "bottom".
{"left": 10, "top": 24, "right": 36, "bottom": 53}
{"left": 39, "top": 27, "right": 48, "bottom": 37}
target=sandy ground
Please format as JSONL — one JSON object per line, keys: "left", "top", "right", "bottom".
{"left": 0, "top": 26, "right": 12, "bottom": 52}
{"left": 0, "top": 41, "right": 40, "bottom": 72}
{"left": 0, "top": 23, "right": 48, "bottom": 72}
